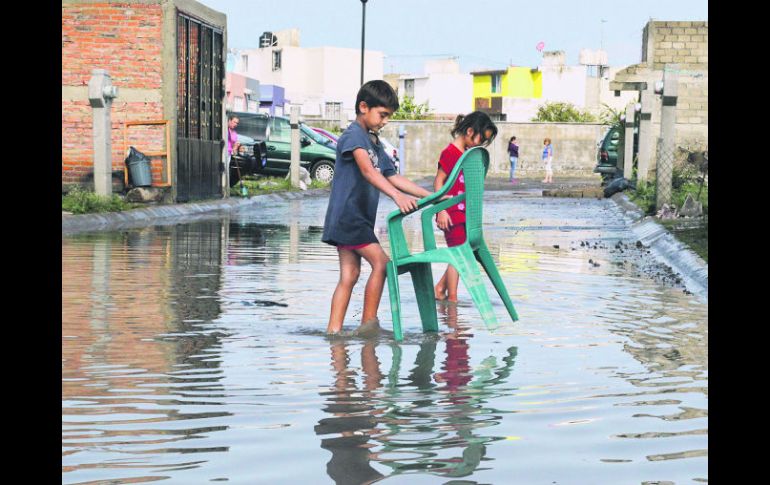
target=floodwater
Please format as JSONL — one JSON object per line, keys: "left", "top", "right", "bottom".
{"left": 62, "top": 192, "right": 708, "bottom": 485}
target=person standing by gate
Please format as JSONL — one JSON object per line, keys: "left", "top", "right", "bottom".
{"left": 227, "top": 115, "right": 240, "bottom": 157}
{"left": 507, "top": 135, "right": 519, "bottom": 184}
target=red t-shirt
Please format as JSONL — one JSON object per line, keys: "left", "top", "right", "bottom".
{"left": 437, "top": 143, "right": 466, "bottom": 224}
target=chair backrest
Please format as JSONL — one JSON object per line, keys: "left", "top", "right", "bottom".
{"left": 458, "top": 147, "right": 489, "bottom": 249}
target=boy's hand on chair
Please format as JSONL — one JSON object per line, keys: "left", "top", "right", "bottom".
{"left": 393, "top": 192, "right": 418, "bottom": 214}
{"left": 436, "top": 210, "right": 453, "bottom": 231}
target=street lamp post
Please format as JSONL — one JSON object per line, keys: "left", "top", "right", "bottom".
{"left": 360, "top": 0, "right": 368, "bottom": 86}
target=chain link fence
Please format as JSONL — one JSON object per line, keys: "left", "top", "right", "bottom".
{"left": 655, "top": 138, "right": 675, "bottom": 211}
{"left": 653, "top": 138, "right": 708, "bottom": 217}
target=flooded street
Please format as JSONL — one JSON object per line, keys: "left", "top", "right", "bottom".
{"left": 62, "top": 191, "right": 707, "bottom": 484}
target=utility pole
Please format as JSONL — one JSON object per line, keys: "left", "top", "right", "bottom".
{"left": 360, "top": 0, "right": 368, "bottom": 86}
{"left": 88, "top": 69, "right": 119, "bottom": 196}
{"left": 622, "top": 102, "right": 635, "bottom": 180}
{"left": 290, "top": 106, "right": 300, "bottom": 188}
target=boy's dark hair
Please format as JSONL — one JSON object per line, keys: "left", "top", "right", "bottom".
{"left": 451, "top": 111, "right": 498, "bottom": 146}
{"left": 355, "top": 80, "right": 399, "bottom": 114}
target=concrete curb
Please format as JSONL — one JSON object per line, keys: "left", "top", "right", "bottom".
{"left": 610, "top": 192, "right": 708, "bottom": 300}
{"left": 62, "top": 188, "right": 330, "bottom": 234}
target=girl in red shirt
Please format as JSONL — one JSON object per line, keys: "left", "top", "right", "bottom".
{"left": 434, "top": 111, "right": 498, "bottom": 302}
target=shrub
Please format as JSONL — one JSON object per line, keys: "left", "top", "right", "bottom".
{"left": 231, "top": 176, "right": 330, "bottom": 196}
{"left": 392, "top": 95, "right": 432, "bottom": 120}
{"left": 531, "top": 101, "right": 597, "bottom": 122}
{"left": 62, "top": 186, "right": 135, "bottom": 214}
{"left": 629, "top": 179, "right": 657, "bottom": 215}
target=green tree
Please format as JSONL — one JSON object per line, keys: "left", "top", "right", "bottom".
{"left": 598, "top": 103, "right": 622, "bottom": 127}
{"left": 392, "top": 95, "right": 432, "bottom": 120}
{"left": 531, "top": 101, "right": 597, "bottom": 122}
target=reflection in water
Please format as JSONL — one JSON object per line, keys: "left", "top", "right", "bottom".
{"left": 63, "top": 195, "right": 707, "bottom": 484}
{"left": 62, "top": 223, "right": 231, "bottom": 483}
{"left": 315, "top": 305, "right": 518, "bottom": 484}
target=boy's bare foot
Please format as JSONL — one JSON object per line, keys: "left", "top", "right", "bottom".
{"left": 353, "top": 317, "right": 381, "bottom": 338}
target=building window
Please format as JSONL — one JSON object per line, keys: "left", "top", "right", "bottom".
{"left": 325, "top": 102, "right": 341, "bottom": 120}
{"left": 491, "top": 74, "right": 502, "bottom": 94}
{"left": 241, "top": 55, "right": 248, "bottom": 72}
{"left": 404, "top": 79, "right": 415, "bottom": 98}
{"left": 272, "top": 50, "right": 282, "bottom": 71}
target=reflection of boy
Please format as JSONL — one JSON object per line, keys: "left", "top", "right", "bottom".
{"left": 315, "top": 341, "right": 384, "bottom": 485}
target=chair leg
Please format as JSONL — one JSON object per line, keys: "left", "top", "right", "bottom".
{"left": 410, "top": 263, "right": 439, "bottom": 334}
{"left": 475, "top": 243, "right": 519, "bottom": 322}
{"left": 386, "top": 261, "right": 404, "bottom": 341}
{"left": 452, "top": 246, "right": 499, "bottom": 330}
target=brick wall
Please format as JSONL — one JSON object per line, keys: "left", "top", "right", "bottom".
{"left": 643, "top": 21, "right": 708, "bottom": 71}
{"left": 62, "top": 3, "right": 166, "bottom": 186}
{"left": 644, "top": 21, "right": 708, "bottom": 148}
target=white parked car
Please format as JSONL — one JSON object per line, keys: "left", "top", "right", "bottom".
{"left": 379, "top": 136, "right": 400, "bottom": 172}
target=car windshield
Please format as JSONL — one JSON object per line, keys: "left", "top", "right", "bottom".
{"left": 301, "top": 124, "right": 334, "bottom": 146}
{"left": 237, "top": 134, "right": 255, "bottom": 145}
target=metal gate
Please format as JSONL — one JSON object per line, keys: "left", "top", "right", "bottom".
{"left": 177, "top": 13, "right": 224, "bottom": 202}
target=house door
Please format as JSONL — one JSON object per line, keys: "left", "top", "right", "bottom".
{"left": 176, "top": 13, "right": 224, "bottom": 202}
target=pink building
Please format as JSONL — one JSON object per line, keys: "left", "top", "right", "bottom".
{"left": 226, "top": 72, "right": 260, "bottom": 112}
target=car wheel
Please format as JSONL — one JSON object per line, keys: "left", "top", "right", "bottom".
{"left": 311, "top": 161, "right": 335, "bottom": 183}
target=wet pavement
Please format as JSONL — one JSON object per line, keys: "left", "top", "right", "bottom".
{"left": 62, "top": 187, "right": 707, "bottom": 484}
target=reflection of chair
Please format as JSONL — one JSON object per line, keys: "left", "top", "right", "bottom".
{"left": 385, "top": 147, "right": 519, "bottom": 341}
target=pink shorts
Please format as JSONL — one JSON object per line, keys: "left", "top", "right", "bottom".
{"left": 444, "top": 223, "right": 466, "bottom": 247}
{"left": 337, "top": 242, "right": 371, "bottom": 251}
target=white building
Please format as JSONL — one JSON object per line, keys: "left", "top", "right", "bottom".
{"left": 499, "top": 50, "right": 637, "bottom": 122}
{"left": 232, "top": 29, "right": 384, "bottom": 120}
{"left": 398, "top": 59, "right": 473, "bottom": 117}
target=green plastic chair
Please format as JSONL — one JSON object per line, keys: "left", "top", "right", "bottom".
{"left": 385, "top": 146, "right": 519, "bottom": 341}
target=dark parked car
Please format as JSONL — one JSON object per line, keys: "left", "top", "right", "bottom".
{"left": 227, "top": 111, "right": 337, "bottom": 183}
{"left": 594, "top": 125, "right": 622, "bottom": 181}
{"left": 229, "top": 134, "right": 266, "bottom": 187}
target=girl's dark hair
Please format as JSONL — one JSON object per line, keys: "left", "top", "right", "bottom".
{"left": 355, "top": 80, "right": 399, "bottom": 114}
{"left": 509, "top": 135, "right": 516, "bottom": 142}
{"left": 451, "top": 111, "right": 498, "bottom": 146}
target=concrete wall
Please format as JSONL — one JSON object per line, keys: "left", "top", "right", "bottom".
{"left": 398, "top": 59, "right": 473, "bottom": 116}
{"left": 541, "top": 64, "right": 589, "bottom": 108}
{"left": 310, "top": 119, "right": 605, "bottom": 178}
{"left": 609, "top": 20, "right": 708, "bottom": 179}
{"left": 598, "top": 67, "right": 638, "bottom": 112}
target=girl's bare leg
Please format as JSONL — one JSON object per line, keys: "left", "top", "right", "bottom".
{"left": 327, "top": 249, "right": 361, "bottom": 334}
{"left": 435, "top": 269, "right": 449, "bottom": 300}
{"left": 445, "top": 264, "right": 460, "bottom": 302}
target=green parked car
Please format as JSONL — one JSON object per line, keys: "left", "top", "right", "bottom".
{"left": 594, "top": 125, "right": 622, "bottom": 181}
{"left": 227, "top": 111, "right": 338, "bottom": 183}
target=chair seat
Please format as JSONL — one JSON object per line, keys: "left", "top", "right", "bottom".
{"left": 396, "top": 246, "right": 465, "bottom": 267}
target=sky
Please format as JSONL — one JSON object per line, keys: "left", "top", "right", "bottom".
{"left": 197, "top": 0, "right": 707, "bottom": 74}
